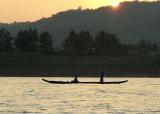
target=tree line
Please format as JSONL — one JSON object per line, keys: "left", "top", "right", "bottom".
{"left": 0, "top": 28, "right": 54, "bottom": 54}
{"left": 0, "top": 28, "right": 159, "bottom": 57}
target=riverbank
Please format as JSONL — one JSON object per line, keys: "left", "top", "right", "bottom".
{"left": 0, "top": 69, "right": 160, "bottom": 77}
{"left": 0, "top": 53, "right": 160, "bottom": 77}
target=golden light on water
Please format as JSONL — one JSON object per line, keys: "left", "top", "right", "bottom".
{"left": 0, "top": 77, "right": 160, "bottom": 113}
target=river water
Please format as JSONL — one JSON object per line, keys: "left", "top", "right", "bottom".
{"left": 0, "top": 77, "right": 160, "bottom": 114}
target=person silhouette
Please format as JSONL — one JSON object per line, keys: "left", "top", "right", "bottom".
{"left": 100, "top": 71, "right": 105, "bottom": 84}
{"left": 71, "top": 72, "right": 79, "bottom": 83}
{"left": 73, "top": 76, "right": 79, "bottom": 83}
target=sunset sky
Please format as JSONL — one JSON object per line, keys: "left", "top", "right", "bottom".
{"left": 0, "top": 0, "right": 155, "bottom": 23}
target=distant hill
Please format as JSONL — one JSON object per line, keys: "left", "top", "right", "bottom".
{"left": 1, "top": 1, "right": 160, "bottom": 48}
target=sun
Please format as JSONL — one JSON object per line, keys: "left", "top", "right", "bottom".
{"left": 112, "top": 1, "right": 120, "bottom": 8}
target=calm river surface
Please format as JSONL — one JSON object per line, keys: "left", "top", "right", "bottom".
{"left": 0, "top": 77, "right": 160, "bottom": 114}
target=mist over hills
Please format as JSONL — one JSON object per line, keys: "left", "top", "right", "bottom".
{"left": 1, "top": 1, "right": 160, "bottom": 48}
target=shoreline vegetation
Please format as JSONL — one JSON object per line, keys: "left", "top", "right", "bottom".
{"left": 0, "top": 28, "right": 160, "bottom": 77}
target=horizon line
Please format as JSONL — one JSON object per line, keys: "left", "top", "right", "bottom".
{"left": 0, "top": 1, "right": 160, "bottom": 24}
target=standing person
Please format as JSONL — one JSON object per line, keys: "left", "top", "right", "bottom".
{"left": 100, "top": 71, "right": 105, "bottom": 84}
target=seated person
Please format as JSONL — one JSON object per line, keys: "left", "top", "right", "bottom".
{"left": 71, "top": 76, "right": 79, "bottom": 83}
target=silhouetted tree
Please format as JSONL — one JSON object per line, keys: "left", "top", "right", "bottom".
{"left": 0, "top": 28, "right": 13, "bottom": 53}
{"left": 63, "top": 30, "right": 94, "bottom": 55}
{"left": 151, "top": 43, "right": 158, "bottom": 56}
{"left": 137, "top": 40, "right": 148, "bottom": 56}
{"left": 126, "top": 40, "right": 159, "bottom": 57}
{"left": 78, "top": 31, "right": 94, "bottom": 55}
{"left": 39, "top": 32, "right": 54, "bottom": 54}
{"left": 94, "top": 31, "right": 122, "bottom": 56}
{"left": 63, "top": 30, "right": 78, "bottom": 55}
{"left": 15, "top": 28, "right": 39, "bottom": 52}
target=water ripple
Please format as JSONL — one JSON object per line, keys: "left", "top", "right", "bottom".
{"left": 0, "top": 77, "right": 160, "bottom": 114}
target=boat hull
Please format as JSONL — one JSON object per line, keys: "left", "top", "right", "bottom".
{"left": 42, "top": 79, "right": 128, "bottom": 84}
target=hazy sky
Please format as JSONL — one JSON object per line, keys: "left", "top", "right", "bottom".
{"left": 0, "top": 0, "right": 155, "bottom": 23}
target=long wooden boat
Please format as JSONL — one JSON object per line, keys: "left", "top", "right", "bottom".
{"left": 42, "top": 79, "right": 128, "bottom": 84}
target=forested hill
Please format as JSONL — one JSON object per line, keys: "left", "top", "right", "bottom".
{"left": 1, "top": 1, "right": 160, "bottom": 47}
